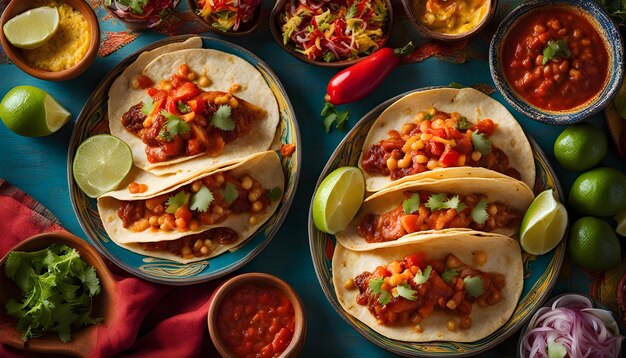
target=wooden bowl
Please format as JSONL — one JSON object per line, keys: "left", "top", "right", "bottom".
{"left": 207, "top": 273, "right": 306, "bottom": 357}
{"left": 186, "top": 0, "right": 262, "bottom": 37}
{"left": 0, "top": 0, "right": 100, "bottom": 81}
{"left": 401, "top": 0, "right": 497, "bottom": 41}
{"left": 0, "top": 232, "right": 116, "bottom": 357}
{"left": 269, "top": 0, "right": 393, "bottom": 67}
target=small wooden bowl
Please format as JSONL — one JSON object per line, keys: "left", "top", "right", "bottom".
{"left": 186, "top": 0, "right": 262, "bottom": 37}
{"left": 270, "top": 0, "right": 393, "bottom": 67}
{"left": 0, "top": 232, "right": 116, "bottom": 357}
{"left": 0, "top": 0, "right": 100, "bottom": 81}
{"left": 401, "top": 0, "right": 497, "bottom": 41}
{"left": 208, "top": 273, "right": 306, "bottom": 357}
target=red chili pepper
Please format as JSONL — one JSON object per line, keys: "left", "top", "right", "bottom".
{"left": 324, "top": 42, "right": 414, "bottom": 105}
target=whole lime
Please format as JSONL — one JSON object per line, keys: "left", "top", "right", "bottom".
{"left": 568, "top": 216, "right": 621, "bottom": 271}
{"left": 0, "top": 86, "right": 70, "bottom": 137}
{"left": 554, "top": 123, "right": 607, "bottom": 171}
{"left": 568, "top": 167, "right": 626, "bottom": 217}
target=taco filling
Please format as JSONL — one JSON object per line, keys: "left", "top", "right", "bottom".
{"left": 358, "top": 191, "right": 522, "bottom": 243}
{"left": 351, "top": 252, "right": 506, "bottom": 330}
{"left": 361, "top": 108, "right": 522, "bottom": 181}
{"left": 121, "top": 63, "right": 266, "bottom": 163}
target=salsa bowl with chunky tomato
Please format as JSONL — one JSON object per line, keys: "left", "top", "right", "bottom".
{"left": 489, "top": 0, "right": 624, "bottom": 125}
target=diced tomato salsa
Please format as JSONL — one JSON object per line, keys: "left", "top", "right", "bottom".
{"left": 360, "top": 108, "right": 521, "bottom": 181}
{"left": 217, "top": 284, "right": 295, "bottom": 358}
{"left": 502, "top": 7, "right": 608, "bottom": 111}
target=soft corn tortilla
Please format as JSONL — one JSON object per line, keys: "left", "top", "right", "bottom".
{"left": 332, "top": 232, "right": 523, "bottom": 342}
{"left": 336, "top": 176, "right": 535, "bottom": 251}
{"left": 108, "top": 39, "right": 279, "bottom": 176}
{"left": 359, "top": 88, "right": 535, "bottom": 192}
{"left": 97, "top": 151, "right": 284, "bottom": 264}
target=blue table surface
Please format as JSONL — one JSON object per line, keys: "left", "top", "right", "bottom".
{"left": 1, "top": 1, "right": 625, "bottom": 357}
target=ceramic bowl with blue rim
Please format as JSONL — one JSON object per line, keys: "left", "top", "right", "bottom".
{"left": 489, "top": 0, "right": 624, "bottom": 125}
{"left": 67, "top": 35, "right": 301, "bottom": 285}
{"left": 308, "top": 88, "right": 566, "bottom": 356}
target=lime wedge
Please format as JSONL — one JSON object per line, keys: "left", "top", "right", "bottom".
{"left": 615, "top": 210, "right": 626, "bottom": 237}
{"left": 73, "top": 135, "right": 133, "bottom": 198}
{"left": 312, "top": 166, "right": 365, "bottom": 234}
{"left": 3, "top": 7, "right": 59, "bottom": 49}
{"left": 520, "top": 189, "right": 568, "bottom": 255}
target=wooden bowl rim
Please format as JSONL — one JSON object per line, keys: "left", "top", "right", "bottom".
{"left": 185, "top": 0, "right": 262, "bottom": 37}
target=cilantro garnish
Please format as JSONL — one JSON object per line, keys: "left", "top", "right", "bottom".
{"left": 222, "top": 182, "right": 239, "bottom": 205}
{"left": 457, "top": 116, "right": 473, "bottom": 130}
{"left": 413, "top": 265, "right": 432, "bottom": 285}
{"left": 4, "top": 244, "right": 102, "bottom": 342}
{"left": 542, "top": 40, "right": 571, "bottom": 65}
{"left": 177, "top": 101, "right": 192, "bottom": 114}
{"left": 321, "top": 102, "right": 350, "bottom": 132}
{"left": 211, "top": 105, "right": 235, "bottom": 131}
{"left": 266, "top": 187, "right": 283, "bottom": 201}
{"left": 141, "top": 99, "right": 155, "bottom": 116}
{"left": 345, "top": 3, "right": 357, "bottom": 19}
{"left": 463, "top": 276, "right": 484, "bottom": 298}
{"left": 323, "top": 52, "right": 336, "bottom": 63}
{"left": 369, "top": 277, "right": 391, "bottom": 306}
{"left": 471, "top": 131, "right": 492, "bottom": 155}
{"left": 442, "top": 269, "right": 459, "bottom": 284}
{"left": 424, "top": 113, "right": 433, "bottom": 121}
{"left": 165, "top": 191, "right": 190, "bottom": 214}
{"left": 471, "top": 198, "right": 489, "bottom": 225}
{"left": 425, "top": 193, "right": 467, "bottom": 212}
{"left": 395, "top": 284, "right": 417, "bottom": 301}
{"left": 189, "top": 186, "right": 213, "bottom": 212}
{"left": 159, "top": 111, "right": 190, "bottom": 142}
{"left": 402, "top": 193, "right": 421, "bottom": 214}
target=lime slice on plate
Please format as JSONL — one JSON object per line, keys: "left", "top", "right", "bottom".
{"left": 312, "top": 166, "right": 365, "bottom": 234}
{"left": 520, "top": 189, "right": 568, "bottom": 255}
{"left": 2, "top": 7, "right": 59, "bottom": 49}
{"left": 73, "top": 135, "right": 133, "bottom": 198}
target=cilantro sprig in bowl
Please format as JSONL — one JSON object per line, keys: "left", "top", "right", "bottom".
{"left": 104, "top": 0, "right": 182, "bottom": 30}
{"left": 0, "top": 232, "right": 116, "bottom": 355}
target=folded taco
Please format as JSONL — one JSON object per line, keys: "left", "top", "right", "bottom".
{"left": 359, "top": 87, "right": 535, "bottom": 192}
{"left": 108, "top": 37, "right": 279, "bottom": 176}
{"left": 97, "top": 151, "right": 284, "bottom": 264}
{"left": 336, "top": 177, "right": 534, "bottom": 251}
{"left": 333, "top": 233, "right": 523, "bottom": 342}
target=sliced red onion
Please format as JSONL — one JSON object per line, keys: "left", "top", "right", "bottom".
{"left": 520, "top": 294, "right": 624, "bottom": 358}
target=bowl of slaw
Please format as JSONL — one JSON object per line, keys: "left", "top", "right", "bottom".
{"left": 187, "top": 0, "right": 262, "bottom": 36}
{"left": 270, "top": 0, "right": 393, "bottom": 67}
{"left": 104, "top": 0, "right": 181, "bottom": 30}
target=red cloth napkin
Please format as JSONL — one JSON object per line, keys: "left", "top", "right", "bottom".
{"left": 0, "top": 179, "right": 221, "bottom": 357}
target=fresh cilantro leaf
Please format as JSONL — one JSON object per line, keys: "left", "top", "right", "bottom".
{"left": 547, "top": 341, "right": 567, "bottom": 358}
{"left": 177, "top": 101, "right": 192, "bottom": 114}
{"left": 323, "top": 112, "right": 337, "bottom": 133}
{"left": 266, "top": 187, "right": 283, "bottom": 201}
{"left": 471, "top": 198, "right": 489, "bottom": 225}
{"left": 159, "top": 111, "right": 190, "bottom": 142}
{"left": 320, "top": 103, "right": 350, "bottom": 133}
{"left": 211, "top": 105, "right": 235, "bottom": 131}
{"left": 335, "top": 111, "right": 349, "bottom": 130}
{"left": 345, "top": 3, "right": 357, "bottom": 19}
{"left": 165, "top": 191, "right": 190, "bottom": 214}
{"left": 395, "top": 284, "right": 417, "bottom": 301}
{"left": 320, "top": 102, "right": 334, "bottom": 117}
{"left": 323, "top": 52, "right": 336, "bottom": 62}
{"left": 471, "top": 131, "right": 492, "bottom": 155}
{"left": 402, "top": 193, "right": 421, "bottom": 214}
{"left": 463, "top": 276, "right": 484, "bottom": 297}
{"left": 442, "top": 269, "right": 459, "bottom": 284}
{"left": 79, "top": 266, "right": 101, "bottom": 296}
{"left": 413, "top": 265, "right": 432, "bottom": 285}
{"left": 141, "top": 99, "right": 155, "bottom": 115}
{"left": 457, "top": 116, "right": 473, "bottom": 130}
{"left": 223, "top": 182, "right": 239, "bottom": 205}
{"left": 190, "top": 186, "right": 214, "bottom": 212}
{"left": 542, "top": 40, "right": 571, "bottom": 65}
{"left": 424, "top": 113, "right": 433, "bottom": 120}
{"left": 425, "top": 194, "right": 467, "bottom": 212}
{"left": 369, "top": 277, "right": 391, "bottom": 306}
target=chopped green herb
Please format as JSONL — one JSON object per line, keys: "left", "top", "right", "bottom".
{"left": 402, "top": 193, "right": 421, "bottom": 214}
{"left": 211, "top": 105, "right": 235, "bottom": 131}
{"left": 457, "top": 116, "right": 473, "bottom": 130}
{"left": 165, "top": 191, "right": 190, "bottom": 214}
{"left": 424, "top": 113, "right": 433, "bottom": 120}
{"left": 266, "top": 187, "right": 283, "bottom": 201}
{"left": 107, "top": 0, "right": 149, "bottom": 14}
{"left": 471, "top": 198, "right": 489, "bottom": 225}
{"left": 542, "top": 40, "right": 571, "bottom": 65}
{"left": 463, "top": 276, "right": 484, "bottom": 298}
{"left": 425, "top": 193, "right": 467, "bottom": 212}
{"left": 369, "top": 277, "right": 391, "bottom": 306}
{"left": 395, "top": 284, "right": 417, "bottom": 301}
{"left": 189, "top": 186, "right": 214, "bottom": 212}
{"left": 345, "top": 2, "right": 357, "bottom": 19}
{"left": 413, "top": 265, "right": 432, "bottom": 285}
{"left": 223, "top": 182, "right": 239, "bottom": 205}
{"left": 177, "top": 101, "right": 192, "bottom": 114}
{"left": 321, "top": 103, "right": 350, "bottom": 132}
{"left": 141, "top": 99, "right": 155, "bottom": 115}
{"left": 159, "top": 111, "right": 190, "bottom": 142}
{"left": 323, "top": 52, "right": 336, "bottom": 63}
{"left": 471, "top": 131, "right": 492, "bottom": 155}
{"left": 442, "top": 269, "right": 459, "bottom": 284}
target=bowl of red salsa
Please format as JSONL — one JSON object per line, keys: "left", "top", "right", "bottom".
{"left": 489, "top": 0, "right": 624, "bottom": 125}
{"left": 207, "top": 273, "right": 306, "bottom": 357}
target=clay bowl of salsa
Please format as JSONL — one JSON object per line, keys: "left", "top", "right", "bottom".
{"left": 207, "top": 272, "right": 306, "bottom": 357}
{"left": 0, "top": 0, "right": 100, "bottom": 81}
{"left": 489, "top": 0, "right": 624, "bottom": 125}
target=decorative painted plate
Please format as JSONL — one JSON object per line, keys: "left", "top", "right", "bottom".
{"left": 68, "top": 35, "right": 300, "bottom": 285}
{"left": 308, "top": 89, "right": 565, "bottom": 356}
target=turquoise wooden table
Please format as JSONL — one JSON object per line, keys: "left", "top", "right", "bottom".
{"left": 1, "top": 0, "right": 625, "bottom": 356}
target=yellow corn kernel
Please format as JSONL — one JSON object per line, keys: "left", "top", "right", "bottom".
{"left": 198, "top": 75, "right": 211, "bottom": 87}
{"left": 411, "top": 140, "right": 425, "bottom": 151}
{"left": 241, "top": 176, "right": 253, "bottom": 190}
{"left": 447, "top": 319, "right": 457, "bottom": 332}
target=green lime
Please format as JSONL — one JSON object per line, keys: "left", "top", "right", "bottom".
{"left": 553, "top": 123, "right": 607, "bottom": 171}
{"left": 0, "top": 86, "right": 71, "bottom": 137}
{"left": 569, "top": 167, "right": 626, "bottom": 217}
{"left": 616, "top": 210, "right": 626, "bottom": 237}
{"left": 568, "top": 216, "right": 621, "bottom": 271}
{"left": 312, "top": 166, "right": 365, "bottom": 234}
{"left": 519, "top": 189, "right": 568, "bottom": 255}
{"left": 2, "top": 7, "right": 59, "bottom": 49}
{"left": 73, "top": 135, "right": 133, "bottom": 198}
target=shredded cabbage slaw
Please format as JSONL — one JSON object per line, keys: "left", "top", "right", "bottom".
{"left": 196, "top": 0, "right": 261, "bottom": 32}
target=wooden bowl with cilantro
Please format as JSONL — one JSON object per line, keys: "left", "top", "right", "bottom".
{"left": 0, "top": 232, "right": 116, "bottom": 356}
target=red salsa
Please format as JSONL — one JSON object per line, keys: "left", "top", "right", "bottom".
{"left": 217, "top": 284, "right": 295, "bottom": 358}
{"left": 502, "top": 7, "right": 609, "bottom": 111}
